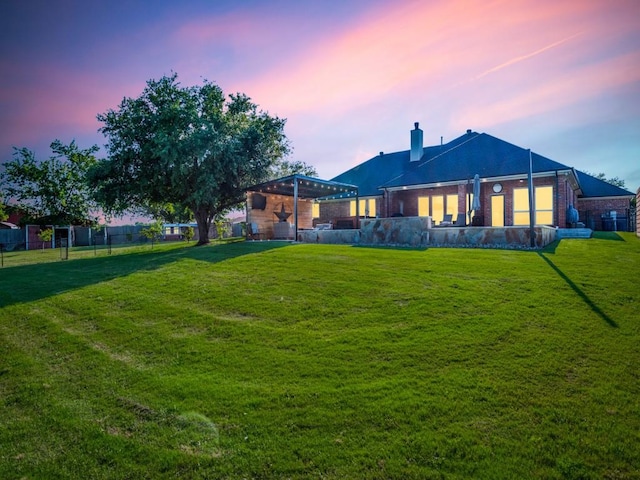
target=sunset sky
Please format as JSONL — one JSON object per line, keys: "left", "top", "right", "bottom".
{"left": 1, "top": 0, "right": 639, "bottom": 191}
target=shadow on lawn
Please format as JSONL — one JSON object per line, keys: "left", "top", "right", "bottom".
{"left": 591, "top": 231, "right": 625, "bottom": 241}
{"left": 0, "top": 241, "right": 287, "bottom": 308}
{"left": 537, "top": 252, "right": 618, "bottom": 328}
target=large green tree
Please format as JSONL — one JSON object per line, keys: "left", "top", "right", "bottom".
{"left": 0, "top": 140, "right": 99, "bottom": 225}
{"left": 91, "top": 74, "right": 290, "bottom": 244}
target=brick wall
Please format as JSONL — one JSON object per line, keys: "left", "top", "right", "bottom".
{"left": 576, "top": 197, "right": 633, "bottom": 231}
{"left": 386, "top": 176, "right": 566, "bottom": 227}
{"left": 318, "top": 201, "right": 351, "bottom": 224}
{"left": 309, "top": 176, "right": 632, "bottom": 230}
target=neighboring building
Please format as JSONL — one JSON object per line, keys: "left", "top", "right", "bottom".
{"left": 637, "top": 187, "right": 640, "bottom": 238}
{"left": 317, "top": 123, "right": 634, "bottom": 231}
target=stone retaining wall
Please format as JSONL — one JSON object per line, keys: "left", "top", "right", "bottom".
{"left": 297, "top": 216, "right": 557, "bottom": 249}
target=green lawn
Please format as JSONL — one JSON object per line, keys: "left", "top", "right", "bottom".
{"left": 1, "top": 233, "right": 639, "bottom": 479}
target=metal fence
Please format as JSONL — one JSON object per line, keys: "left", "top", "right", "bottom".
{"left": 578, "top": 208, "right": 636, "bottom": 232}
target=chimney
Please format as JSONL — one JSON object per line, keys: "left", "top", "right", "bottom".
{"left": 410, "top": 122, "right": 423, "bottom": 162}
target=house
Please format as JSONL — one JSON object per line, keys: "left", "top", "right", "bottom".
{"left": 316, "top": 123, "right": 635, "bottom": 231}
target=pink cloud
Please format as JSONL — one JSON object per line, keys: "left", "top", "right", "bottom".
{"left": 0, "top": 63, "right": 136, "bottom": 151}
{"left": 235, "top": 0, "right": 638, "bottom": 124}
{"left": 455, "top": 49, "right": 640, "bottom": 130}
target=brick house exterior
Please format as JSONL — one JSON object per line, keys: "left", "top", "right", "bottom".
{"left": 316, "top": 124, "right": 634, "bottom": 231}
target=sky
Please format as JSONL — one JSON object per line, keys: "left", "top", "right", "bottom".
{"left": 1, "top": 0, "right": 639, "bottom": 195}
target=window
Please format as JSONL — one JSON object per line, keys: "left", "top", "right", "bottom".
{"left": 446, "top": 194, "right": 458, "bottom": 218}
{"left": 350, "top": 199, "right": 376, "bottom": 217}
{"left": 418, "top": 196, "right": 430, "bottom": 217}
{"left": 535, "top": 186, "right": 553, "bottom": 225}
{"left": 312, "top": 202, "right": 320, "bottom": 218}
{"left": 418, "top": 194, "right": 457, "bottom": 220}
{"left": 513, "top": 188, "right": 530, "bottom": 225}
{"left": 432, "top": 195, "right": 444, "bottom": 222}
{"left": 513, "top": 186, "right": 554, "bottom": 225}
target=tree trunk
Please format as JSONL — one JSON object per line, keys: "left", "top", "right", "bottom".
{"left": 194, "top": 209, "right": 212, "bottom": 245}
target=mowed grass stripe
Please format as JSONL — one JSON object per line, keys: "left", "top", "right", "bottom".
{"left": 1, "top": 234, "right": 638, "bottom": 479}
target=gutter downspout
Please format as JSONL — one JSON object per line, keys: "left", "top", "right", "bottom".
{"left": 293, "top": 176, "right": 299, "bottom": 241}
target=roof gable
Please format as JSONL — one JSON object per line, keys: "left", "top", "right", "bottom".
{"left": 575, "top": 170, "right": 634, "bottom": 198}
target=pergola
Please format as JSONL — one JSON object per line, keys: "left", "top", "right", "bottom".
{"left": 247, "top": 174, "right": 359, "bottom": 239}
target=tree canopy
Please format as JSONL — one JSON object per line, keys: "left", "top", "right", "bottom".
{"left": 0, "top": 140, "right": 99, "bottom": 225}
{"left": 586, "top": 172, "right": 626, "bottom": 189}
{"left": 270, "top": 159, "right": 317, "bottom": 179}
{"left": 91, "top": 73, "right": 290, "bottom": 244}
{"left": 0, "top": 195, "right": 7, "bottom": 222}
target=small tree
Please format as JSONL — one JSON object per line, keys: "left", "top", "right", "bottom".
{"left": 37, "top": 228, "right": 53, "bottom": 252}
{"left": 0, "top": 195, "right": 7, "bottom": 222}
{"left": 183, "top": 226, "right": 195, "bottom": 243}
{"left": 214, "top": 217, "right": 231, "bottom": 240}
{"left": 140, "top": 221, "right": 163, "bottom": 248}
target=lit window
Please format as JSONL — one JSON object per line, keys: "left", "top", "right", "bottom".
{"left": 432, "top": 195, "right": 444, "bottom": 222}
{"left": 312, "top": 203, "right": 320, "bottom": 218}
{"left": 513, "top": 188, "right": 530, "bottom": 225}
{"left": 446, "top": 194, "right": 458, "bottom": 218}
{"left": 418, "top": 196, "right": 430, "bottom": 216}
{"left": 351, "top": 199, "right": 375, "bottom": 217}
{"left": 513, "top": 186, "right": 554, "bottom": 225}
{"left": 366, "top": 199, "right": 376, "bottom": 217}
{"left": 535, "top": 186, "right": 553, "bottom": 225}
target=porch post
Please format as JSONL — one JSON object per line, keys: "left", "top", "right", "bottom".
{"left": 293, "top": 175, "right": 299, "bottom": 241}
{"left": 528, "top": 149, "right": 535, "bottom": 247}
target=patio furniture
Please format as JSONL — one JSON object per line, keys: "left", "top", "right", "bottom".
{"left": 439, "top": 214, "right": 453, "bottom": 226}
{"left": 454, "top": 213, "right": 466, "bottom": 226}
{"left": 247, "top": 222, "right": 265, "bottom": 240}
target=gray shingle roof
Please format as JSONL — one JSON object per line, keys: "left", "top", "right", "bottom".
{"left": 330, "top": 131, "right": 633, "bottom": 199}
{"left": 575, "top": 170, "right": 634, "bottom": 197}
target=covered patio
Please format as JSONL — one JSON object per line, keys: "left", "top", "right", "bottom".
{"left": 246, "top": 175, "right": 359, "bottom": 240}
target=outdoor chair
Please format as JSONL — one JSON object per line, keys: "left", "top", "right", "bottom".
{"left": 439, "top": 214, "right": 453, "bottom": 226}
{"left": 247, "top": 222, "right": 265, "bottom": 240}
{"left": 454, "top": 213, "right": 466, "bottom": 226}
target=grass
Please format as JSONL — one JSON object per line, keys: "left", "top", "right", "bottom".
{"left": 1, "top": 233, "right": 639, "bottom": 479}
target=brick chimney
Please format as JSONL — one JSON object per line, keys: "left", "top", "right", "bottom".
{"left": 410, "top": 122, "right": 423, "bottom": 162}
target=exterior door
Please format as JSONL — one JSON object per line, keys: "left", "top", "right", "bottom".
{"left": 491, "top": 195, "right": 505, "bottom": 227}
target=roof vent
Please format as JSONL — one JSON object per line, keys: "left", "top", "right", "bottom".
{"left": 466, "top": 129, "right": 472, "bottom": 134}
{"left": 379, "top": 151, "right": 384, "bottom": 156}
{"left": 410, "top": 122, "right": 423, "bottom": 162}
